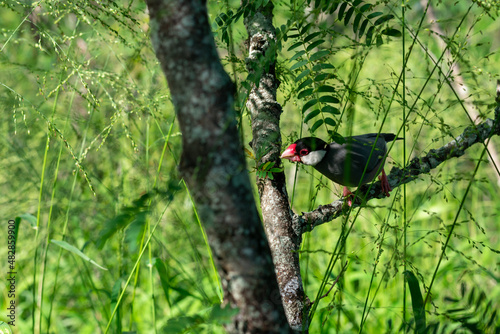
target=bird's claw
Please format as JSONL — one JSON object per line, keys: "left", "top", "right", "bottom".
{"left": 379, "top": 169, "right": 391, "bottom": 197}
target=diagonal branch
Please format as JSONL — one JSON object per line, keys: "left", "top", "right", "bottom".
{"left": 295, "top": 83, "right": 500, "bottom": 233}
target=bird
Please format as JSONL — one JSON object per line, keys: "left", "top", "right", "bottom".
{"left": 280, "top": 133, "right": 400, "bottom": 206}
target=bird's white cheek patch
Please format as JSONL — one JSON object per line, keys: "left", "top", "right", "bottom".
{"left": 300, "top": 150, "right": 326, "bottom": 166}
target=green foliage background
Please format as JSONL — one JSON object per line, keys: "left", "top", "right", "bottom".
{"left": 0, "top": 0, "right": 499, "bottom": 333}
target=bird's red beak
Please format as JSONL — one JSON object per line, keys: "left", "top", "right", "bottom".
{"left": 280, "top": 143, "right": 301, "bottom": 162}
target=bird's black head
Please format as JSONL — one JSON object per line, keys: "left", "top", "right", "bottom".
{"left": 280, "top": 137, "right": 328, "bottom": 165}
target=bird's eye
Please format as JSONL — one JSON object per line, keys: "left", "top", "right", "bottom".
{"left": 299, "top": 149, "right": 309, "bottom": 156}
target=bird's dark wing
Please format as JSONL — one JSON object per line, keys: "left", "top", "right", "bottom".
{"left": 313, "top": 133, "right": 391, "bottom": 187}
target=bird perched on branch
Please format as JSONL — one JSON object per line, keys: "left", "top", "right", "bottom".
{"left": 280, "top": 133, "right": 401, "bottom": 206}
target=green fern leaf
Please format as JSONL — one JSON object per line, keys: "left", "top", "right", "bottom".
{"left": 310, "top": 119, "right": 324, "bottom": 132}
{"left": 296, "top": 69, "right": 311, "bottom": 82}
{"left": 310, "top": 50, "right": 330, "bottom": 61}
{"left": 302, "top": 99, "right": 318, "bottom": 114}
{"left": 304, "top": 109, "right": 320, "bottom": 123}
{"left": 298, "top": 88, "right": 314, "bottom": 99}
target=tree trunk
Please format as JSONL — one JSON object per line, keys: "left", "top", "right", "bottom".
{"left": 145, "top": 0, "right": 292, "bottom": 332}
{"left": 244, "top": 2, "right": 309, "bottom": 331}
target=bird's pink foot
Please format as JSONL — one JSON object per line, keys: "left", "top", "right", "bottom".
{"left": 379, "top": 169, "right": 391, "bottom": 197}
{"left": 343, "top": 186, "right": 354, "bottom": 206}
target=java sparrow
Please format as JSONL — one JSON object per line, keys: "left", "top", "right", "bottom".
{"left": 280, "top": 133, "right": 400, "bottom": 205}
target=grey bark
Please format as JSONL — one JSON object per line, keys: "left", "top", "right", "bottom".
{"left": 244, "top": 3, "right": 309, "bottom": 331}
{"left": 145, "top": 0, "right": 291, "bottom": 332}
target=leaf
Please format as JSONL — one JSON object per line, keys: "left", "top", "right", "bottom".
{"left": 344, "top": 6, "right": 355, "bottom": 25}
{"left": 290, "top": 50, "right": 306, "bottom": 61}
{"left": 309, "top": 50, "right": 330, "bottom": 61}
{"left": 287, "top": 41, "right": 303, "bottom": 51}
{"left": 290, "top": 59, "right": 308, "bottom": 71}
{"left": 338, "top": 2, "right": 348, "bottom": 20}
{"left": 17, "top": 213, "right": 37, "bottom": 228}
{"left": 314, "top": 73, "right": 331, "bottom": 81}
{"left": 359, "top": 19, "right": 369, "bottom": 38}
{"left": 330, "top": 132, "right": 345, "bottom": 144}
{"left": 374, "top": 14, "right": 394, "bottom": 26}
{"left": 297, "top": 78, "right": 313, "bottom": 91}
{"left": 298, "top": 88, "right": 314, "bottom": 99}
{"left": 318, "top": 95, "right": 340, "bottom": 104}
{"left": 367, "top": 12, "right": 383, "bottom": 19}
{"left": 353, "top": 13, "right": 363, "bottom": 33}
{"left": 382, "top": 28, "right": 402, "bottom": 37}
{"left": 352, "top": 0, "right": 363, "bottom": 6}
{"left": 303, "top": 31, "right": 322, "bottom": 43}
{"left": 300, "top": 22, "right": 313, "bottom": 34}
{"left": 324, "top": 117, "right": 336, "bottom": 126}
{"left": 316, "top": 85, "right": 336, "bottom": 93}
{"left": 304, "top": 109, "right": 320, "bottom": 123}
{"left": 155, "top": 258, "right": 172, "bottom": 307}
{"left": 302, "top": 98, "right": 318, "bottom": 113}
{"left": 295, "top": 69, "right": 311, "bottom": 82}
{"left": 359, "top": 3, "right": 372, "bottom": 12}
{"left": 310, "top": 119, "right": 324, "bottom": 132}
{"left": 51, "top": 239, "right": 108, "bottom": 270}
{"left": 366, "top": 26, "right": 375, "bottom": 46}
{"left": 312, "top": 63, "right": 334, "bottom": 71}
{"left": 405, "top": 271, "right": 427, "bottom": 334}
{"left": 322, "top": 105, "right": 340, "bottom": 114}
{"left": 306, "top": 39, "right": 325, "bottom": 52}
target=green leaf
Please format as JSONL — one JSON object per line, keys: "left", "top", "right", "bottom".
{"left": 324, "top": 117, "right": 336, "bottom": 126}
{"left": 215, "top": 15, "right": 224, "bottom": 27}
{"left": 366, "top": 26, "right": 375, "bottom": 46}
{"left": 367, "top": 12, "right": 383, "bottom": 19}
{"left": 298, "top": 88, "right": 314, "bottom": 99}
{"left": 382, "top": 28, "right": 402, "bottom": 37}
{"left": 306, "top": 39, "right": 325, "bottom": 51}
{"left": 51, "top": 240, "right": 108, "bottom": 270}
{"left": 316, "top": 85, "right": 336, "bottom": 93}
{"left": 17, "top": 213, "right": 37, "bottom": 228}
{"left": 338, "top": 2, "right": 348, "bottom": 20}
{"left": 290, "top": 59, "right": 308, "bottom": 71}
{"left": 353, "top": 13, "right": 362, "bottom": 33}
{"left": 405, "top": 271, "right": 427, "bottom": 334}
{"left": 344, "top": 7, "right": 355, "bottom": 25}
{"left": 319, "top": 95, "right": 340, "bottom": 104}
{"left": 287, "top": 41, "right": 303, "bottom": 51}
{"left": 300, "top": 22, "right": 313, "bottom": 34}
{"left": 352, "top": 0, "right": 363, "bottom": 6}
{"left": 359, "top": 19, "right": 369, "bottom": 38}
{"left": 310, "top": 119, "right": 324, "bottom": 133}
{"left": 314, "top": 73, "right": 330, "bottom": 81}
{"left": 374, "top": 14, "right": 394, "bottom": 26}
{"left": 330, "top": 132, "right": 346, "bottom": 144}
{"left": 376, "top": 35, "right": 383, "bottom": 46}
{"left": 322, "top": 105, "right": 340, "bottom": 114}
{"left": 309, "top": 50, "right": 330, "bottom": 61}
{"left": 304, "top": 109, "right": 320, "bottom": 123}
{"left": 290, "top": 50, "right": 306, "bottom": 61}
{"left": 298, "top": 78, "right": 313, "bottom": 91}
{"left": 303, "top": 31, "right": 322, "bottom": 43}
{"left": 359, "top": 3, "right": 372, "bottom": 12}
{"left": 302, "top": 99, "right": 318, "bottom": 113}
{"left": 295, "top": 69, "right": 311, "bottom": 82}
{"left": 312, "top": 63, "right": 334, "bottom": 71}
